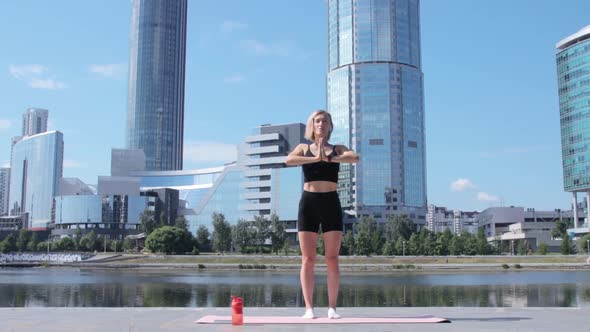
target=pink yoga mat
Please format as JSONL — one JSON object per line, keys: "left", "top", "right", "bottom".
{"left": 196, "top": 315, "right": 450, "bottom": 324}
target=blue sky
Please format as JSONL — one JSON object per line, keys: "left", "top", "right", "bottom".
{"left": 1, "top": 0, "right": 589, "bottom": 212}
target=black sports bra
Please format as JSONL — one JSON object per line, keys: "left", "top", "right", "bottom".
{"left": 302, "top": 144, "right": 340, "bottom": 183}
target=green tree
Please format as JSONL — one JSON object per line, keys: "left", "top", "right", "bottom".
{"left": 174, "top": 216, "right": 189, "bottom": 232}
{"left": 578, "top": 234, "right": 590, "bottom": 254}
{"left": 436, "top": 229, "right": 453, "bottom": 256}
{"left": 16, "top": 229, "right": 29, "bottom": 252}
{"left": 560, "top": 234, "right": 577, "bottom": 255}
{"left": 0, "top": 234, "right": 17, "bottom": 253}
{"left": 59, "top": 237, "right": 75, "bottom": 251}
{"left": 384, "top": 214, "right": 414, "bottom": 242}
{"left": 196, "top": 225, "right": 211, "bottom": 252}
{"left": 123, "top": 238, "right": 134, "bottom": 252}
{"left": 232, "top": 219, "right": 252, "bottom": 254}
{"left": 356, "top": 216, "right": 379, "bottom": 254}
{"left": 211, "top": 213, "right": 232, "bottom": 253}
{"left": 552, "top": 219, "right": 570, "bottom": 239}
{"left": 449, "top": 234, "right": 464, "bottom": 255}
{"left": 145, "top": 226, "right": 193, "bottom": 254}
{"left": 140, "top": 210, "right": 158, "bottom": 236}
{"left": 355, "top": 231, "right": 371, "bottom": 256}
{"left": 252, "top": 215, "right": 271, "bottom": 253}
{"left": 96, "top": 235, "right": 105, "bottom": 252}
{"left": 73, "top": 227, "right": 83, "bottom": 251}
{"left": 340, "top": 230, "right": 355, "bottom": 256}
{"left": 371, "top": 223, "right": 384, "bottom": 254}
{"left": 269, "top": 214, "right": 287, "bottom": 254}
{"left": 407, "top": 233, "right": 421, "bottom": 255}
{"left": 476, "top": 227, "right": 491, "bottom": 255}
{"left": 110, "top": 239, "right": 123, "bottom": 252}
{"left": 381, "top": 240, "right": 396, "bottom": 256}
{"left": 517, "top": 240, "right": 527, "bottom": 256}
{"left": 27, "top": 232, "right": 38, "bottom": 252}
{"left": 536, "top": 242, "right": 549, "bottom": 255}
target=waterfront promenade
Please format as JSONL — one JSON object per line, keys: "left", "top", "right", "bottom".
{"left": 1, "top": 307, "right": 588, "bottom": 331}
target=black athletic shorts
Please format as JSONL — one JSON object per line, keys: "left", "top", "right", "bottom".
{"left": 297, "top": 191, "right": 343, "bottom": 233}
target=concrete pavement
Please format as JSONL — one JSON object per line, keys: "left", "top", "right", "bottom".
{"left": 1, "top": 307, "right": 587, "bottom": 332}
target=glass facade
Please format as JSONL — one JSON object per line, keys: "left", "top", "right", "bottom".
{"left": 55, "top": 195, "right": 103, "bottom": 224}
{"left": 327, "top": 0, "right": 426, "bottom": 218}
{"left": 557, "top": 27, "right": 590, "bottom": 192}
{"left": 127, "top": 0, "right": 187, "bottom": 171}
{"left": 8, "top": 131, "right": 64, "bottom": 228}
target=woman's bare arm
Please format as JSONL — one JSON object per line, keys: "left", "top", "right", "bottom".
{"left": 285, "top": 143, "right": 322, "bottom": 166}
{"left": 331, "top": 145, "right": 359, "bottom": 163}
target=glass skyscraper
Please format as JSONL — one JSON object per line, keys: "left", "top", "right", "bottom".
{"left": 22, "top": 108, "right": 48, "bottom": 137}
{"left": 327, "top": 0, "right": 426, "bottom": 224}
{"left": 8, "top": 131, "right": 64, "bottom": 228}
{"left": 556, "top": 24, "right": 590, "bottom": 229}
{"left": 127, "top": 0, "right": 187, "bottom": 171}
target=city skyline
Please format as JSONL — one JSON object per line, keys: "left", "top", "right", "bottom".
{"left": 1, "top": 0, "right": 590, "bottom": 212}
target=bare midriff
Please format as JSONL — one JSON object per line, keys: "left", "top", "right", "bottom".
{"left": 303, "top": 181, "right": 337, "bottom": 193}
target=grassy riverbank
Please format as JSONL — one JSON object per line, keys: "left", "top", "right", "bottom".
{"left": 63, "top": 253, "right": 590, "bottom": 272}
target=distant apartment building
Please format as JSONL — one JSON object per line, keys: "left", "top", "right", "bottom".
{"left": 556, "top": 24, "right": 590, "bottom": 233}
{"left": 426, "top": 205, "right": 478, "bottom": 234}
{"left": 22, "top": 108, "right": 48, "bottom": 137}
{"left": 0, "top": 167, "right": 9, "bottom": 216}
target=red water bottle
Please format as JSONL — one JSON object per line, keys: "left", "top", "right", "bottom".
{"left": 231, "top": 296, "right": 244, "bottom": 325}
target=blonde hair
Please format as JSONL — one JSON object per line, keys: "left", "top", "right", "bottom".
{"left": 305, "top": 110, "right": 333, "bottom": 141}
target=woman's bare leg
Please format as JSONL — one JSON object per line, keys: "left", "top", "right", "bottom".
{"left": 299, "top": 231, "right": 318, "bottom": 310}
{"left": 323, "top": 230, "right": 342, "bottom": 309}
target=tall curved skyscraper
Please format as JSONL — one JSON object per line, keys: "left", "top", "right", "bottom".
{"left": 127, "top": 0, "right": 187, "bottom": 171}
{"left": 327, "top": 0, "right": 426, "bottom": 224}
{"left": 556, "top": 24, "right": 590, "bottom": 228}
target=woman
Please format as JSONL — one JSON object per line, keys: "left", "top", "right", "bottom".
{"left": 285, "top": 110, "right": 359, "bottom": 319}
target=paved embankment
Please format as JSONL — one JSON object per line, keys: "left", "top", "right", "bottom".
{"left": 1, "top": 307, "right": 588, "bottom": 332}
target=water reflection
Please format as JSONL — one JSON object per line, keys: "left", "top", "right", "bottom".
{"left": 0, "top": 268, "right": 589, "bottom": 307}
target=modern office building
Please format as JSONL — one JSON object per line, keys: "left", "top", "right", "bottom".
{"left": 556, "top": 24, "right": 590, "bottom": 231}
{"left": 53, "top": 149, "right": 155, "bottom": 239}
{"left": 127, "top": 0, "right": 187, "bottom": 171}
{"left": 8, "top": 131, "right": 64, "bottom": 229}
{"left": 327, "top": 0, "right": 427, "bottom": 226}
{"left": 0, "top": 167, "right": 9, "bottom": 216}
{"left": 131, "top": 123, "right": 306, "bottom": 238}
{"left": 22, "top": 108, "right": 48, "bottom": 137}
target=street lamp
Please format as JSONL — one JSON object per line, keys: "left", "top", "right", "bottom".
{"left": 403, "top": 241, "right": 406, "bottom": 256}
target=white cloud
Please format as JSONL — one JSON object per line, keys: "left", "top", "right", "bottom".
{"left": 183, "top": 141, "right": 237, "bottom": 164}
{"left": 29, "top": 78, "right": 66, "bottom": 90}
{"left": 450, "top": 178, "right": 476, "bottom": 192}
{"left": 239, "top": 39, "right": 308, "bottom": 59}
{"left": 223, "top": 74, "right": 245, "bottom": 84}
{"left": 0, "top": 119, "right": 11, "bottom": 129}
{"left": 89, "top": 63, "right": 127, "bottom": 79}
{"left": 1, "top": 161, "right": 9, "bottom": 168}
{"left": 221, "top": 20, "right": 248, "bottom": 33}
{"left": 63, "top": 159, "right": 82, "bottom": 168}
{"left": 9, "top": 64, "right": 65, "bottom": 89}
{"left": 9, "top": 64, "right": 47, "bottom": 79}
{"left": 477, "top": 192, "right": 500, "bottom": 203}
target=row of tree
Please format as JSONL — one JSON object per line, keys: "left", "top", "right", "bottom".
{"left": 2, "top": 211, "right": 590, "bottom": 255}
